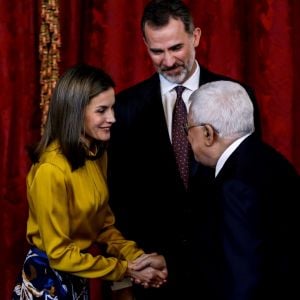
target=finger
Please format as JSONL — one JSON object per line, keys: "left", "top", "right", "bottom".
{"left": 149, "top": 278, "right": 166, "bottom": 288}
{"left": 133, "top": 252, "right": 157, "bottom": 264}
{"left": 132, "top": 278, "right": 141, "bottom": 284}
{"left": 131, "top": 257, "right": 153, "bottom": 271}
{"left": 155, "top": 269, "right": 168, "bottom": 280}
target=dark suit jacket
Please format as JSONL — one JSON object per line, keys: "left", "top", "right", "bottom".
{"left": 107, "top": 67, "right": 261, "bottom": 299}
{"left": 196, "top": 134, "right": 300, "bottom": 300}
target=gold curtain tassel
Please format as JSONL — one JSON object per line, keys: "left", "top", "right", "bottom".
{"left": 39, "top": 0, "right": 61, "bottom": 135}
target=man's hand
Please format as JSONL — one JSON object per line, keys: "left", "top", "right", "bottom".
{"left": 132, "top": 253, "right": 167, "bottom": 272}
{"left": 126, "top": 253, "right": 168, "bottom": 288}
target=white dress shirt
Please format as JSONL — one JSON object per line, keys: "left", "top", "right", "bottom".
{"left": 159, "top": 61, "right": 200, "bottom": 141}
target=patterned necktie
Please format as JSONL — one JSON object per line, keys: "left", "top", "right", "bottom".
{"left": 172, "top": 86, "right": 190, "bottom": 189}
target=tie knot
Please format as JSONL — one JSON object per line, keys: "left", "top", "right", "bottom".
{"left": 175, "top": 86, "right": 185, "bottom": 98}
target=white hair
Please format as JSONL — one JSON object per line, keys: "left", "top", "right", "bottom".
{"left": 189, "top": 80, "right": 255, "bottom": 138}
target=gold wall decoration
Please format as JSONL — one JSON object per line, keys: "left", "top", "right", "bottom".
{"left": 39, "top": 0, "right": 61, "bottom": 135}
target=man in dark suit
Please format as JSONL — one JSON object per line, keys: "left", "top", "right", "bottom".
{"left": 108, "top": 0, "right": 261, "bottom": 299}
{"left": 185, "top": 80, "right": 300, "bottom": 300}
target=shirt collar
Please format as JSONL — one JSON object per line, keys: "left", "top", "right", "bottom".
{"left": 215, "top": 133, "right": 251, "bottom": 177}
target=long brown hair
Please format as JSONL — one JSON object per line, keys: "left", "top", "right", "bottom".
{"left": 31, "top": 64, "right": 115, "bottom": 170}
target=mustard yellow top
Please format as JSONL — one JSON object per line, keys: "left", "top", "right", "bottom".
{"left": 26, "top": 141, "right": 143, "bottom": 280}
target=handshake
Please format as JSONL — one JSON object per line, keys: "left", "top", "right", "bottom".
{"left": 126, "top": 252, "right": 168, "bottom": 288}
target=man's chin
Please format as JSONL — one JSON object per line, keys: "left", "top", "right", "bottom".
{"left": 161, "top": 72, "right": 185, "bottom": 84}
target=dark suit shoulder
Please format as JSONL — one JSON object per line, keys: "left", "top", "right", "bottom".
{"left": 200, "top": 65, "right": 251, "bottom": 89}
{"left": 116, "top": 73, "right": 160, "bottom": 101}
{"left": 114, "top": 73, "right": 162, "bottom": 126}
{"left": 230, "top": 135, "right": 299, "bottom": 184}
{"left": 199, "top": 65, "right": 255, "bottom": 102}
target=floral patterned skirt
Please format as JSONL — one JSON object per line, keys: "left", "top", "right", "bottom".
{"left": 12, "top": 247, "right": 89, "bottom": 299}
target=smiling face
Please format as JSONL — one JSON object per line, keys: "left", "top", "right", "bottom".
{"left": 82, "top": 87, "right": 116, "bottom": 147}
{"left": 144, "top": 17, "right": 201, "bottom": 84}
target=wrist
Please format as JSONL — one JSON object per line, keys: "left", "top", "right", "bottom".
{"left": 125, "top": 261, "right": 133, "bottom": 277}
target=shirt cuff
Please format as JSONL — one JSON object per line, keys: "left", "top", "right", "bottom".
{"left": 111, "top": 277, "right": 133, "bottom": 291}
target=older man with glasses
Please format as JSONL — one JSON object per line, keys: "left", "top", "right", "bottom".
{"left": 186, "top": 80, "right": 300, "bottom": 300}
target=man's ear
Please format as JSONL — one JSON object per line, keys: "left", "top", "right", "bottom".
{"left": 193, "top": 27, "right": 201, "bottom": 47}
{"left": 203, "top": 124, "right": 215, "bottom": 146}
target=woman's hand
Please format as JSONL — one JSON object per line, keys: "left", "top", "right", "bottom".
{"left": 126, "top": 253, "right": 168, "bottom": 288}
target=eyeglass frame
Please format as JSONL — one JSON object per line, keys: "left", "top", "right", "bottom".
{"left": 183, "top": 123, "right": 219, "bottom": 136}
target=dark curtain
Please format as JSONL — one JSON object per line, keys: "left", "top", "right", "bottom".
{"left": 1, "top": 0, "right": 299, "bottom": 299}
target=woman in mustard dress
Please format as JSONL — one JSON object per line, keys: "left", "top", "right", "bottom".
{"left": 12, "top": 64, "right": 167, "bottom": 300}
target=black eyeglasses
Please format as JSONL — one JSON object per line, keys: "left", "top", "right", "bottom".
{"left": 183, "top": 123, "right": 219, "bottom": 136}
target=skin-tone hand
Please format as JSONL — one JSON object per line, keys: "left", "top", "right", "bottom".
{"left": 127, "top": 264, "right": 166, "bottom": 288}
{"left": 133, "top": 253, "right": 167, "bottom": 272}
{"left": 126, "top": 253, "right": 168, "bottom": 288}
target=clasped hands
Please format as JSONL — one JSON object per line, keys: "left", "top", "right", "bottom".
{"left": 126, "top": 253, "right": 168, "bottom": 288}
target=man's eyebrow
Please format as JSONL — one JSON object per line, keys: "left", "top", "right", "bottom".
{"left": 149, "top": 43, "right": 183, "bottom": 52}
